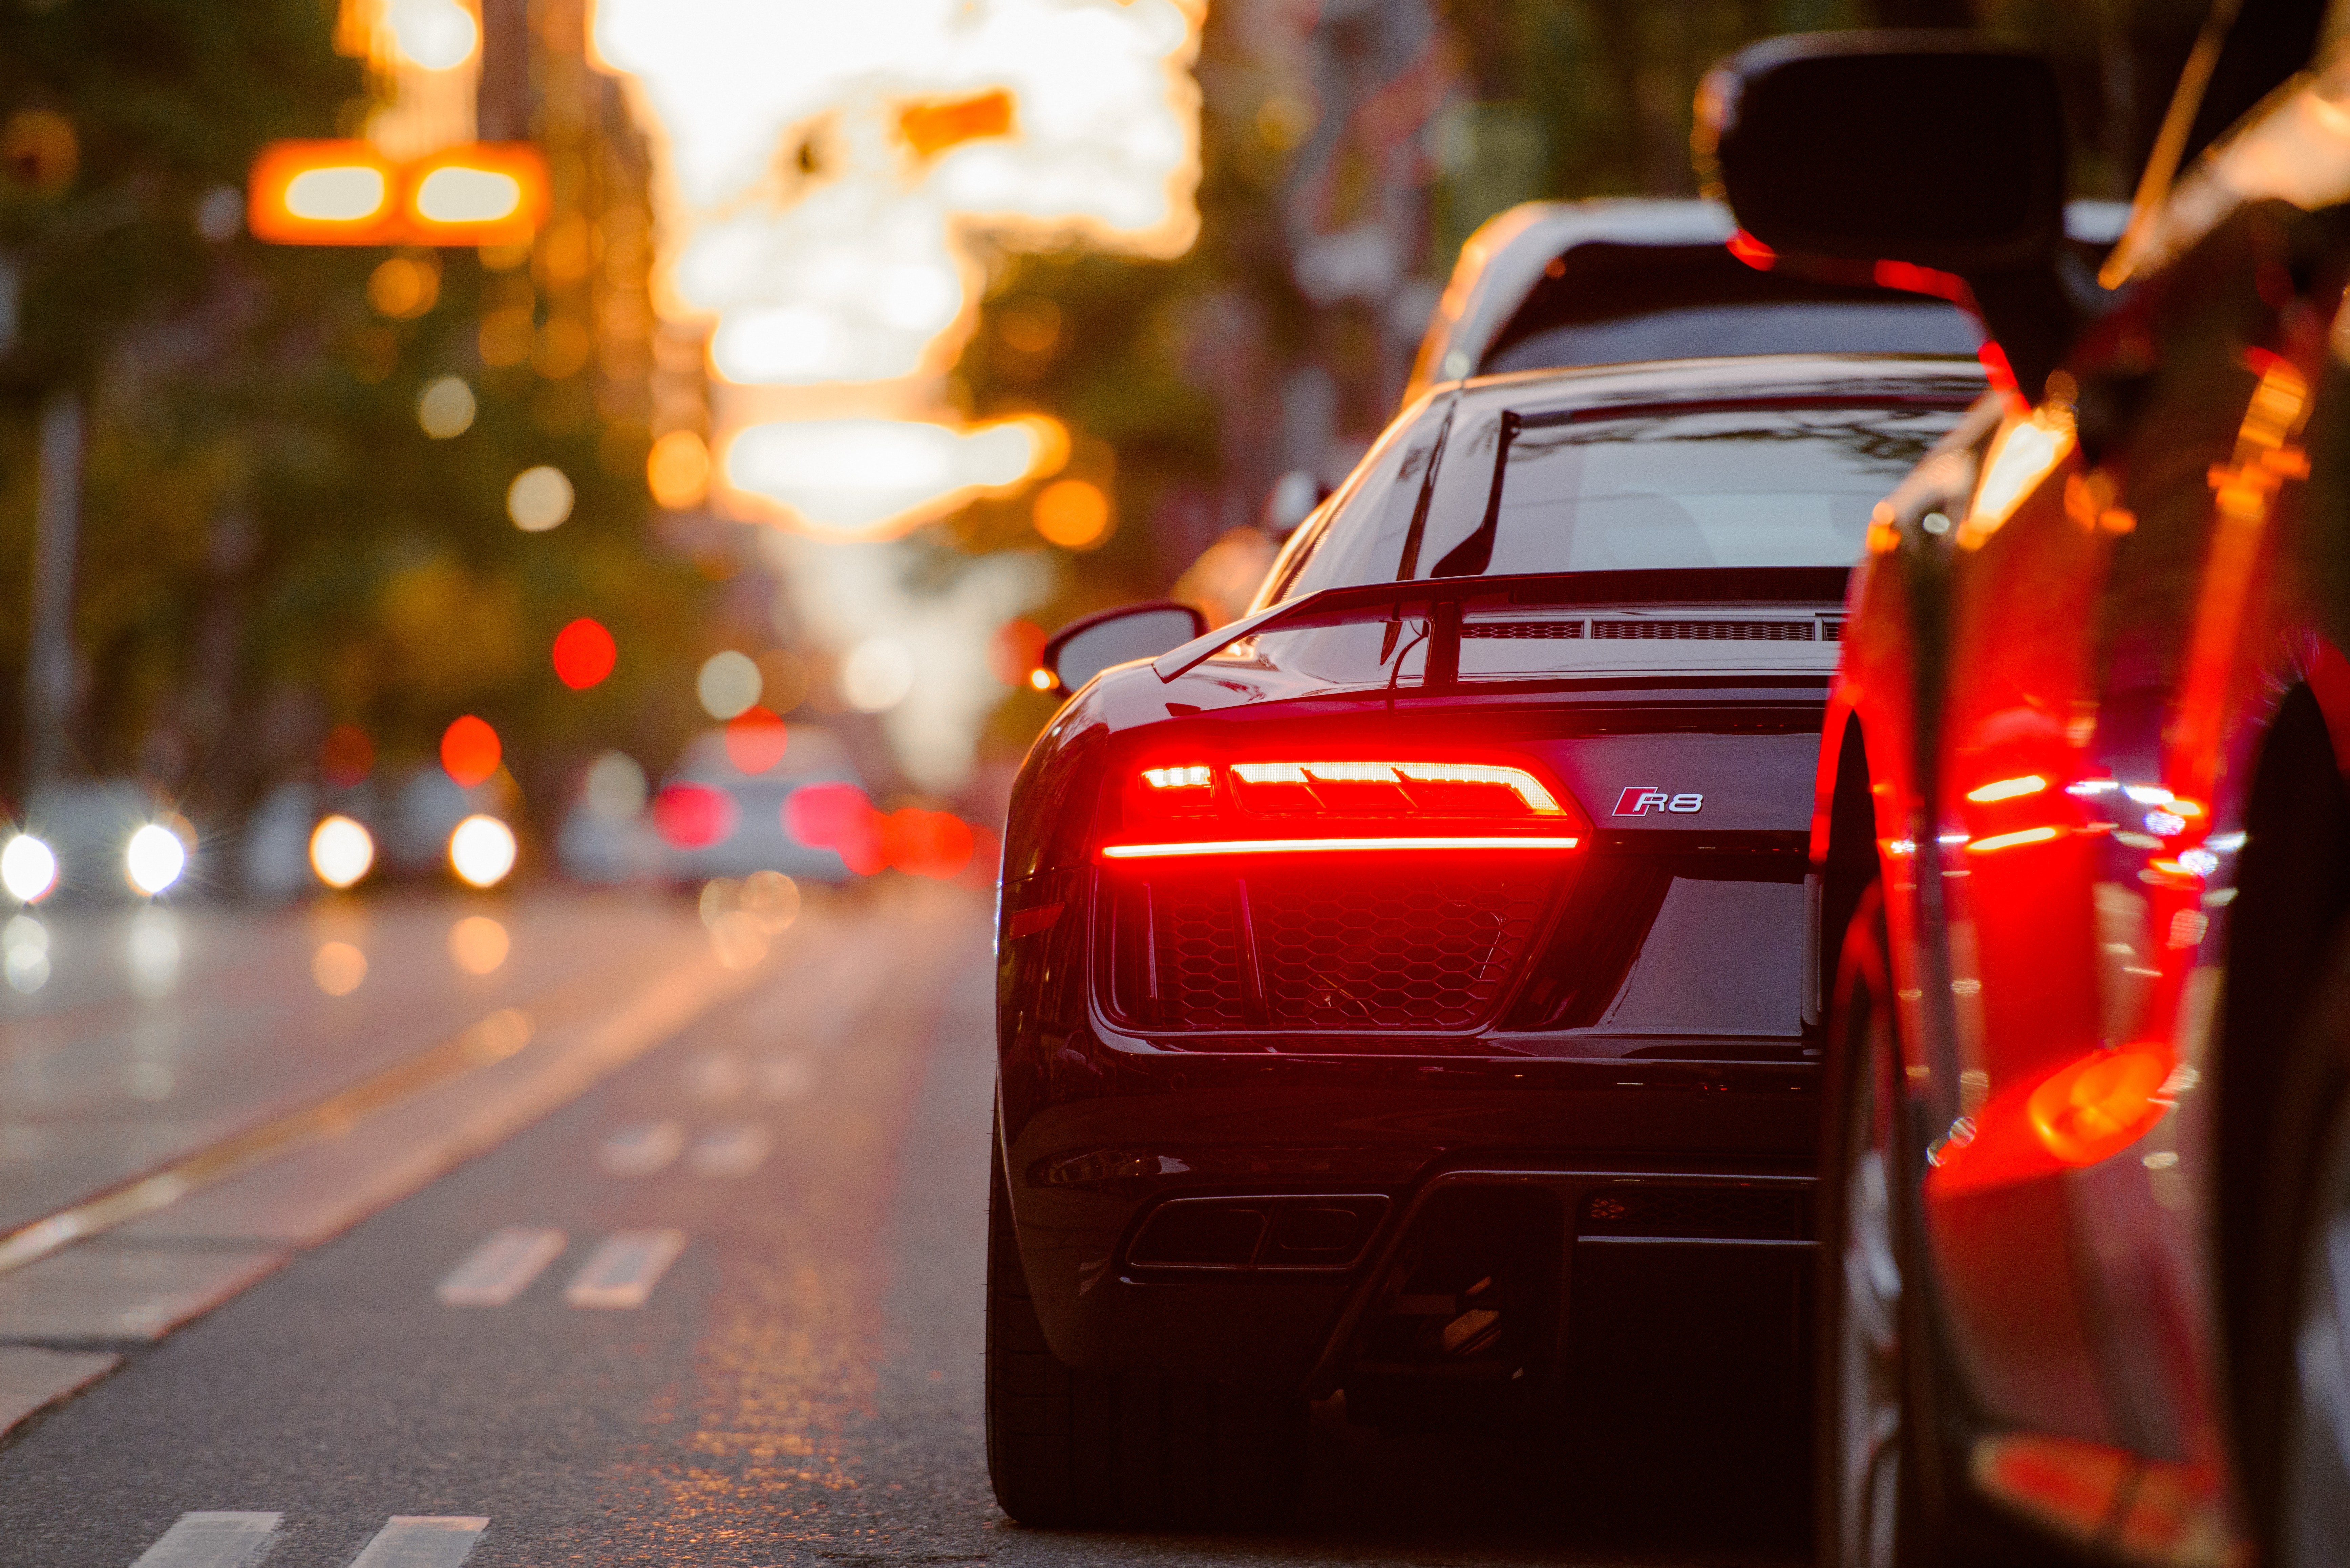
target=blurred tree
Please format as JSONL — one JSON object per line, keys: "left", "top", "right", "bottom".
{"left": 0, "top": 1, "right": 707, "bottom": 845}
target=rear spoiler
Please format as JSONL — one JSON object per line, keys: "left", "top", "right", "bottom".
{"left": 1151, "top": 565, "right": 1851, "bottom": 686}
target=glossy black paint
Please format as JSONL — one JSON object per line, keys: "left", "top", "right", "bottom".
{"left": 995, "top": 357, "right": 1982, "bottom": 1394}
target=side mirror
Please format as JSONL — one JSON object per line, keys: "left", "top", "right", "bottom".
{"left": 1695, "top": 32, "right": 2074, "bottom": 396}
{"left": 1039, "top": 601, "right": 1208, "bottom": 697}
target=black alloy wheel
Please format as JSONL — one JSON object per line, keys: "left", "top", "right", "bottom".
{"left": 983, "top": 1123, "right": 1307, "bottom": 1530}
{"left": 1814, "top": 885, "right": 2061, "bottom": 1568}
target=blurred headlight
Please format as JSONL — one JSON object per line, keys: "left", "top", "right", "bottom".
{"left": 126, "top": 824, "right": 187, "bottom": 897}
{"left": 449, "top": 815, "right": 517, "bottom": 888}
{"left": 310, "top": 815, "right": 376, "bottom": 889}
{"left": 1, "top": 836, "right": 56, "bottom": 903}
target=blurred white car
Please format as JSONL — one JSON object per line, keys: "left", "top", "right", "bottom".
{"left": 563, "top": 725, "right": 874, "bottom": 887}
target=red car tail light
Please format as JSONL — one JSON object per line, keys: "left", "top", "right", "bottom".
{"left": 1095, "top": 757, "right": 1588, "bottom": 1034}
{"left": 1099, "top": 758, "right": 1587, "bottom": 862}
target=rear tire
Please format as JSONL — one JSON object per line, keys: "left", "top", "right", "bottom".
{"left": 2241, "top": 929, "right": 2350, "bottom": 1564}
{"left": 1814, "top": 886, "right": 2061, "bottom": 1568}
{"left": 984, "top": 1132, "right": 1306, "bottom": 1530}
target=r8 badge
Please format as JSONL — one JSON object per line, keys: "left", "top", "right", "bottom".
{"left": 1613, "top": 787, "right": 1703, "bottom": 815}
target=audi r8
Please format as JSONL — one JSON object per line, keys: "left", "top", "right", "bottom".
{"left": 987, "top": 350, "right": 1984, "bottom": 1526}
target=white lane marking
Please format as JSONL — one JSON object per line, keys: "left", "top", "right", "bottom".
{"left": 684, "top": 1050, "right": 749, "bottom": 1103}
{"left": 563, "top": 1229, "right": 686, "bottom": 1309}
{"left": 595, "top": 1121, "right": 684, "bottom": 1177}
{"left": 754, "top": 1055, "right": 819, "bottom": 1102}
{"left": 686, "top": 1124, "right": 771, "bottom": 1178}
{"left": 436, "top": 1228, "right": 566, "bottom": 1307}
{"left": 346, "top": 1515, "right": 490, "bottom": 1568}
{"left": 129, "top": 1511, "right": 281, "bottom": 1568}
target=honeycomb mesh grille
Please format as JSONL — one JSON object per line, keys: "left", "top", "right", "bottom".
{"left": 1130, "top": 869, "right": 1552, "bottom": 1033}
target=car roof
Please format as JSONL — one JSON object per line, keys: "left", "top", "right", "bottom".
{"left": 1438, "top": 351, "right": 1988, "bottom": 425}
{"left": 1404, "top": 196, "right": 2130, "bottom": 409}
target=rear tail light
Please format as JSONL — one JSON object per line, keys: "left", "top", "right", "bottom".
{"left": 1098, "top": 758, "right": 1587, "bottom": 862}
{"left": 1097, "top": 757, "right": 1586, "bottom": 1033}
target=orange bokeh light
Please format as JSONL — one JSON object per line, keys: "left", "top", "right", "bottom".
{"left": 247, "top": 140, "right": 546, "bottom": 248}
{"left": 884, "top": 809, "right": 975, "bottom": 879}
{"left": 724, "top": 706, "right": 789, "bottom": 773}
{"left": 248, "top": 140, "right": 399, "bottom": 245}
{"left": 1033, "top": 478, "right": 1111, "bottom": 549}
{"left": 647, "top": 430, "right": 711, "bottom": 510}
{"left": 552, "top": 618, "right": 617, "bottom": 690}
{"left": 441, "top": 714, "right": 502, "bottom": 787}
{"left": 989, "top": 619, "right": 1047, "bottom": 686}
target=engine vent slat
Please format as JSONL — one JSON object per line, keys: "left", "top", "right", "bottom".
{"left": 1587, "top": 619, "right": 1815, "bottom": 642}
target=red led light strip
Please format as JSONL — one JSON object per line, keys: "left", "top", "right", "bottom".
{"left": 1101, "top": 835, "right": 1582, "bottom": 860}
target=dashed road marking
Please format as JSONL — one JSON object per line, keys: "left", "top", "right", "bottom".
{"left": 595, "top": 1120, "right": 685, "bottom": 1176}
{"left": 563, "top": 1229, "right": 687, "bottom": 1309}
{"left": 684, "top": 1050, "right": 750, "bottom": 1103}
{"left": 436, "top": 1227, "right": 566, "bottom": 1307}
{"left": 346, "top": 1516, "right": 490, "bottom": 1568}
{"left": 129, "top": 1511, "right": 281, "bottom": 1568}
{"left": 755, "top": 1055, "right": 819, "bottom": 1102}
{"left": 686, "top": 1124, "right": 771, "bottom": 1178}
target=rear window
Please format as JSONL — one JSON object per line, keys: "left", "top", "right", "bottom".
{"left": 1274, "top": 401, "right": 1961, "bottom": 599}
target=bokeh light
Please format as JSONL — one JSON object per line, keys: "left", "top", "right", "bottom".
{"left": 654, "top": 782, "right": 736, "bottom": 848}
{"left": 884, "top": 808, "right": 976, "bottom": 879}
{"left": 321, "top": 724, "right": 376, "bottom": 786}
{"left": 368, "top": 255, "right": 440, "bottom": 318}
{"left": 2, "top": 835, "right": 57, "bottom": 904}
{"left": 126, "top": 824, "right": 187, "bottom": 897}
{"left": 507, "top": 466, "right": 575, "bottom": 531}
{"left": 723, "top": 706, "right": 788, "bottom": 773}
{"left": 552, "top": 618, "right": 617, "bottom": 689}
{"left": 785, "top": 782, "right": 882, "bottom": 874}
{"left": 448, "top": 914, "right": 511, "bottom": 974}
{"left": 696, "top": 650, "right": 761, "bottom": 719}
{"left": 741, "top": 869, "right": 800, "bottom": 933}
{"left": 313, "top": 941, "right": 368, "bottom": 996}
{"left": 441, "top": 715, "right": 501, "bottom": 787}
{"left": 583, "top": 751, "right": 649, "bottom": 820}
{"left": 841, "top": 636, "right": 914, "bottom": 712}
{"left": 387, "top": 0, "right": 480, "bottom": 70}
{"left": 310, "top": 814, "right": 376, "bottom": 889}
{"left": 448, "top": 815, "right": 517, "bottom": 888}
{"left": 1033, "top": 478, "right": 1112, "bottom": 548}
{"left": 416, "top": 375, "right": 476, "bottom": 438}
{"left": 3, "top": 915, "right": 48, "bottom": 993}
{"left": 647, "top": 430, "right": 711, "bottom": 510}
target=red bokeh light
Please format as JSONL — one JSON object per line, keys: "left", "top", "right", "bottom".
{"left": 653, "top": 782, "right": 738, "bottom": 848}
{"left": 553, "top": 618, "right": 617, "bottom": 689}
{"left": 724, "top": 706, "right": 789, "bottom": 773}
{"left": 785, "top": 782, "right": 883, "bottom": 875}
{"left": 989, "top": 619, "right": 1048, "bottom": 686}
{"left": 440, "top": 715, "right": 502, "bottom": 787}
{"left": 321, "top": 724, "right": 375, "bottom": 787}
{"left": 884, "top": 809, "right": 975, "bottom": 879}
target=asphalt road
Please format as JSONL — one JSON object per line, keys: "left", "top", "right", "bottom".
{"left": 0, "top": 885, "right": 1807, "bottom": 1567}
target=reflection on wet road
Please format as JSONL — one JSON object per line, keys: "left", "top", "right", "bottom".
{"left": 0, "top": 886, "right": 1801, "bottom": 1566}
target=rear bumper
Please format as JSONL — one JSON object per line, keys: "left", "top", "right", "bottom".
{"left": 998, "top": 1027, "right": 1817, "bottom": 1389}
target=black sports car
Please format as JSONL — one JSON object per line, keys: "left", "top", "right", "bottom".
{"left": 989, "top": 352, "right": 1983, "bottom": 1527}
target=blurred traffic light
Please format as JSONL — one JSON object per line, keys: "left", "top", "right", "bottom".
{"left": 248, "top": 140, "right": 548, "bottom": 246}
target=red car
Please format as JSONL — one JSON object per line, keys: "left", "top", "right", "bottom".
{"left": 1702, "top": 15, "right": 2350, "bottom": 1566}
